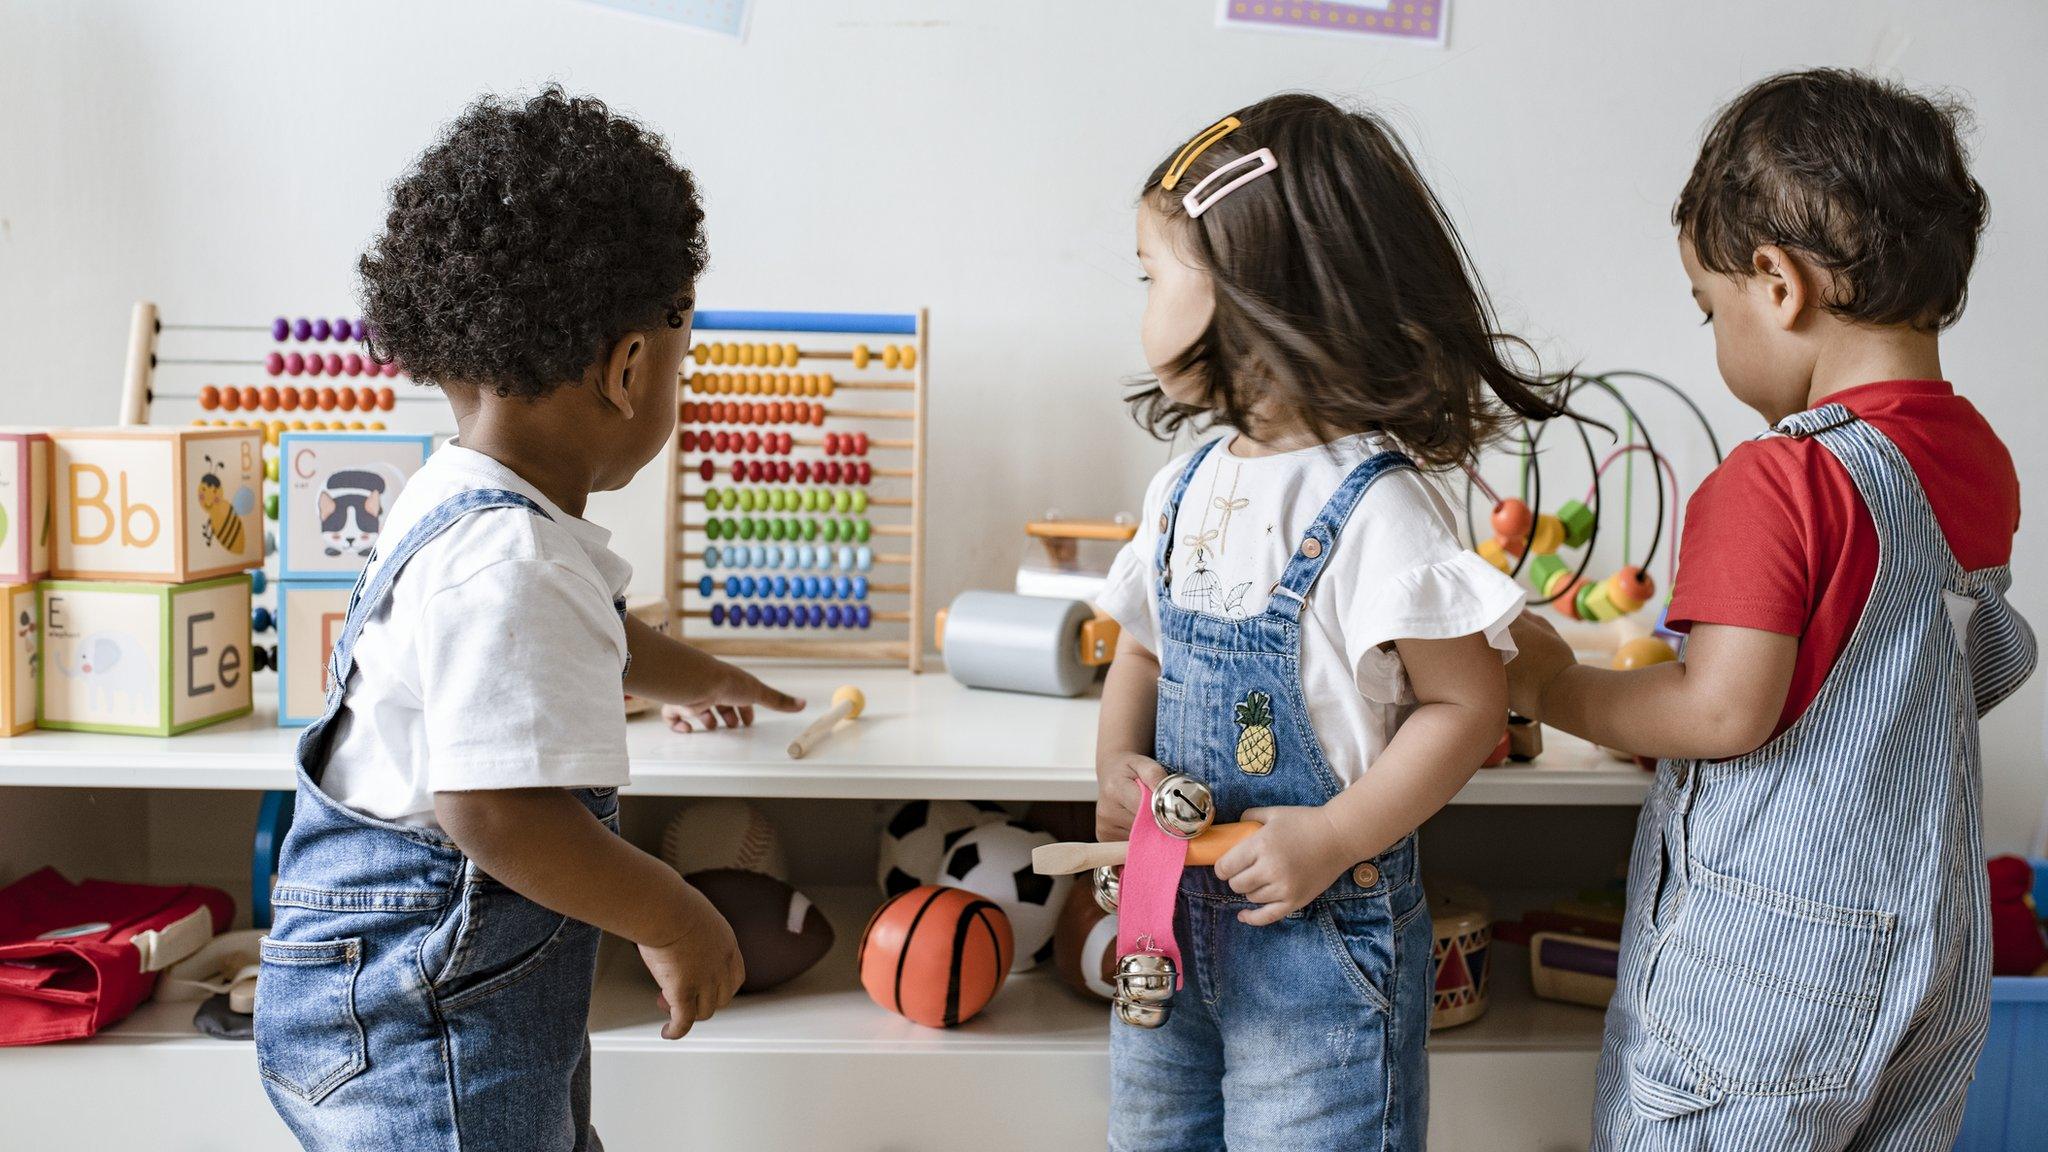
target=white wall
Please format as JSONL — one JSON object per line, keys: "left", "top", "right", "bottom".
{"left": 3, "top": 0, "right": 2045, "bottom": 851}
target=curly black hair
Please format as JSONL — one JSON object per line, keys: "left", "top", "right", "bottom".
{"left": 1676, "top": 69, "right": 1986, "bottom": 332}
{"left": 359, "top": 85, "right": 707, "bottom": 397}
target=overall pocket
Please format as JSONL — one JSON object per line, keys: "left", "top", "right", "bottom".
{"left": 1316, "top": 896, "right": 1397, "bottom": 1014}
{"left": 255, "top": 937, "right": 368, "bottom": 1105}
{"left": 425, "top": 870, "right": 575, "bottom": 1010}
{"left": 1641, "top": 867, "right": 1895, "bottom": 1094}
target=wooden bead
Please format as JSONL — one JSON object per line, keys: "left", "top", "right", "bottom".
{"left": 1612, "top": 636, "right": 1678, "bottom": 671}
{"left": 1556, "top": 499, "right": 1594, "bottom": 548}
{"left": 1614, "top": 565, "right": 1656, "bottom": 605}
{"left": 1490, "top": 498, "right": 1533, "bottom": 541}
{"left": 1579, "top": 580, "right": 1623, "bottom": 622}
{"left": 1526, "top": 552, "right": 1567, "bottom": 591}
{"left": 199, "top": 385, "right": 220, "bottom": 410}
{"left": 851, "top": 344, "right": 872, "bottom": 369}
{"left": 1529, "top": 514, "right": 1565, "bottom": 555}
{"left": 1476, "top": 538, "right": 1511, "bottom": 573}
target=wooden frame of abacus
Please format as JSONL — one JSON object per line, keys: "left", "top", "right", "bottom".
{"left": 666, "top": 310, "right": 929, "bottom": 672}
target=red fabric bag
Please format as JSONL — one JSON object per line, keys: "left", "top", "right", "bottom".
{"left": 0, "top": 868, "right": 234, "bottom": 1045}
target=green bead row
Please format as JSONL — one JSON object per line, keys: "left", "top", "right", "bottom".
{"left": 703, "top": 486, "right": 870, "bottom": 514}
{"left": 703, "top": 516, "right": 874, "bottom": 543}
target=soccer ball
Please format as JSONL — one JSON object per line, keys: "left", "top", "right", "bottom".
{"left": 940, "top": 821, "right": 1071, "bottom": 971}
{"left": 876, "top": 799, "right": 1007, "bottom": 897}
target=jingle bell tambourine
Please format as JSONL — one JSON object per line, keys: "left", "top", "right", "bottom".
{"left": 1149, "top": 774, "right": 1214, "bottom": 839}
{"left": 1113, "top": 952, "right": 1177, "bottom": 1028}
{"left": 1092, "top": 865, "right": 1120, "bottom": 914}
{"left": 1428, "top": 887, "right": 1492, "bottom": 1030}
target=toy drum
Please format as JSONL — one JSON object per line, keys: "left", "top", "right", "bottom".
{"left": 1429, "top": 889, "right": 1492, "bottom": 1030}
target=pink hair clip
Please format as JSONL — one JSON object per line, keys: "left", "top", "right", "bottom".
{"left": 1183, "top": 147, "right": 1277, "bottom": 219}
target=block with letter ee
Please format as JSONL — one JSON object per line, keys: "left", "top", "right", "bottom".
{"left": 39, "top": 575, "right": 253, "bottom": 735}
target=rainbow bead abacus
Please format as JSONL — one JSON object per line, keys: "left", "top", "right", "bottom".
{"left": 668, "top": 310, "right": 929, "bottom": 670}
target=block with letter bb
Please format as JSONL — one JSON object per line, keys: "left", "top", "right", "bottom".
{"left": 39, "top": 575, "right": 253, "bottom": 735}
{"left": 277, "top": 432, "right": 434, "bottom": 580}
{"left": 277, "top": 579, "right": 353, "bottom": 727}
{"left": 52, "top": 427, "right": 264, "bottom": 582}
{"left": 0, "top": 430, "right": 53, "bottom": 584}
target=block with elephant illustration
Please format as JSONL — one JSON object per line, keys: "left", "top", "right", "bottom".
{"left": 38, "top": 575, "right": 252, "bottom": 735}
{"left": 51, "top": 427, "right": 265, "bottom": 583}
{"left": 1, "top": 431, "right": 53, "bottom": 584}
{"left": 2, "top": 583, "right": 36, "bottom": 736}
{"left": 276, "top": 431, "right": 435, "bottom": 580}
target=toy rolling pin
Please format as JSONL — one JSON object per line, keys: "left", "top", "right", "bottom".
{"left": 785, "top": 685, "right": 865, "bottom": 759}
{"left": 1031, "top": 821, "right": 1261, "bottom": 876}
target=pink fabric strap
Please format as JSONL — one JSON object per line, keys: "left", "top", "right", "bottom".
{"left": 1115, "top": 780, "right": 1187, "bottom": 988}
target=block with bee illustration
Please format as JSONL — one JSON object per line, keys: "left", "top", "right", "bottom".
{"left": 39, "top": 575, "right": 252, "bottom": 735}
{"left": 50, "top": 427, "right": 264, "bottom": 583}
{"left": 276, "top": 431, "right": 434, "bottom": 580}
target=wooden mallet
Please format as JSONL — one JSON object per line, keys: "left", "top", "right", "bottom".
{"left": 786, "top": 685, "right": 865, "bottom": 759}
{"left": 1031, "top": 821, "right": 1262, "bottom": 875}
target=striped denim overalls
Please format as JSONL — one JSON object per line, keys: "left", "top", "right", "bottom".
{"left": 1594, "top": 406, "right": 2036, "bottom": 1151}
{"left": 1111, "top": 442, "right": 1434, "bottom": 1152}
{"left": 256, "top": 489, "right": 619, "bottom": 1152}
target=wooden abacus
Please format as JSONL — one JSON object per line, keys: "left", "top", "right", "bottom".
{"left": 667, "top": 310, "right": 929, "bottom": 671}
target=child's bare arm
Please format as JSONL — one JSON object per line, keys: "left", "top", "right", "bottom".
{"left": 1215, "top": 632, "right": 1504, "bottom": 925}
{"left": 435, "top": 788, "right": 743, "bottom": 1039}
{"left": 1507, "top": 612, "right": 1795, "bottom": 759}
{"left": 619, "top": 613, "right": 806, "bottom": 729}
{"left": 1095, "top": 630, "right": 1169, "bottom": 843}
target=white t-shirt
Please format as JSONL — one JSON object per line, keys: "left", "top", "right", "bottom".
{"left": 1097, "top": 433, "right": 1522, "bottom": 786}
{"left": 317, "top": 444, "right": 635, "bottom": 827}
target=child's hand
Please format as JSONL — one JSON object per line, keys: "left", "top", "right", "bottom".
{"left": 663, "top": 662, "right": 805, "bottom": 732}
{"left": 636, "top": 885, "right": 746, "bottom": 1040}
{"left": 1215, "top": 805, "right": 1355, "bottom": 926}
{"left": 1506, "top": 610, "right": 1576, "bottom": 721}
{"left": 1095, "top": 753, "right": 1171, "bottom": 842}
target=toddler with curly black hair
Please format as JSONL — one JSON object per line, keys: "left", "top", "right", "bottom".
{"left": 254, "top": 86, "right": 801, "bottom": 1152}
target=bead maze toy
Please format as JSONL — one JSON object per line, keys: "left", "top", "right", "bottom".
{"left": 669, "top": 311, "right": 929, "bottom": 670}
{"left": 1463, "top": 371, "right": 1723, "bottom": 635}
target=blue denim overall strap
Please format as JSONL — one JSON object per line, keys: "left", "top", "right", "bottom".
{"left": 1593, "top": 405, "right": 2037, "bottom": 1151}
{"left": 258, "top": 488, "right": 618, "bottom": 1152}
{"left": 1111, "top": 439, "right": 1434, "bottom": 1152}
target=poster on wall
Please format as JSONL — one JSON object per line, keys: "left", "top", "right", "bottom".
{"left": 578, "top": 0, "right": 750, "bottom": 40}
{"left": 1218, "top": 0, "right": 1450, "bottom": 48}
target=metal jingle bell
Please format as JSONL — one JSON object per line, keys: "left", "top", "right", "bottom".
{"left": 1114, "top": 997, "right": 1171, "bottom": 1029}
{"left": 1114, "top": 952, "right": 1177, "bottom": 1006}
{"left": 1150, "top": 773, "right": 1214, "bottom": 839}
{"left": 1092, "top": 865, "right": 1121, "bottom": 914}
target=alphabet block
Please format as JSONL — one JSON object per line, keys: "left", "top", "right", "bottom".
{"left": 277, "top": 432, "right": 434, "bottom": 580}
{"left": 39, "top": 575, "right": 253, "bottom": 735}
{"left": 276, "top": 579, "right": 352, "bottom": 727}
{"left": 52, "top": 427, "right": 265, "bottom": 582}
{"left": 2, "top": 583, "right": 36, "bottom": 736}
{"left": 0, "top": 431, "right": 53, "bottom": 584}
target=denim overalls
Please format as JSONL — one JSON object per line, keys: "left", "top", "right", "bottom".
{"left": 256, "top": 489, "right": 620, "bottom": 1152}
{"left": 1594, "top": 408, "right": 2036, "bottom": 1151}
{"left": 1111, "top": 441, "right": 1435, "bottom": 1152}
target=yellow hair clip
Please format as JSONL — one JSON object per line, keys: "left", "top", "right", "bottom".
{"left": 1162, "top": 116, "right": 1242, "bottom": 191}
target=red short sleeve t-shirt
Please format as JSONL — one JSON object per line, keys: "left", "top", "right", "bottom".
{"left": 1665, "top": 380, "right": 2020, "bottom": 737}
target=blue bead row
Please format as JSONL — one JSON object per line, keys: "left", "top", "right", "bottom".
{"left": 702, "top": 544, "right": 875, "bottom": 573}
{"left": 699, "top": 575, "right": 869, "bottom": 601}
{"left": 709, "top": 603, "right": 873, "bottom": 629}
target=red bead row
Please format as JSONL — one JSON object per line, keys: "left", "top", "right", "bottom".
{"left": 263, "top": 351, "right": 403, "bottom": 378}
{"left": 696, "top": 459, "right": 875, "bottom": 484}
{"left": 681, "top": 400, "right": 827, "bottom": 427}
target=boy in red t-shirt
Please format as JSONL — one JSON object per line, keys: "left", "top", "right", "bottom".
{"left": 1509, "top": 70, "right": 2036, "bottom": 1149}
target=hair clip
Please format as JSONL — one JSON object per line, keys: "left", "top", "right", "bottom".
{"left": 1183, "top": 148, "right": 1277, "bottom": 219}
{"left": 1162, "top": 116, "right": 1242, "bottom": 191}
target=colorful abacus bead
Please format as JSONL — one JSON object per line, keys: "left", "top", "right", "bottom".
{"left": 1475, "top": 538, "right": 1511, "bottom": 573}
{"left": 1528, "top": 514, "right": 1565, "bottom": 555}
{"left": 1555, "top": 499, "right": 1595, "bottom": 548}
{"left": 271, "top": 317, "right": 291, "bottom": 342}
{"left": 1490, "top": 499, "right": 1533, "bottom": 541}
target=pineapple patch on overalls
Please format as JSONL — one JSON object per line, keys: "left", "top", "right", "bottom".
{"left": 1234, "top": 689, "right": 1276, "bottom": 775}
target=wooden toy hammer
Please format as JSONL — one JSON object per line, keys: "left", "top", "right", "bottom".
{"left": 785, "top": 685, "right": 865, "bottom": 759}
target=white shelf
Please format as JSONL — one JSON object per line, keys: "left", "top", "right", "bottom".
{"left": 0, "top": 662, "right": 1650, "bottom": 805}
{"left": 20, "top": 888, "right": 1600, "bottom": 1150}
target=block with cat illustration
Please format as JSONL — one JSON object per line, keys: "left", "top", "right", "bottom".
{"left": 51, "top": 427, "right": 264, "bottom": 583}
{"left": 276, "top": 431, "right": 435, "bottom": 581}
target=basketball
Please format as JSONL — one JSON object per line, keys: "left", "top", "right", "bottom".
{"left": 1052, "top": 877, "right": 1118, "bottom": 1003}
{"left": 857, "top": 885, "right": 1013, "bottom": 1028}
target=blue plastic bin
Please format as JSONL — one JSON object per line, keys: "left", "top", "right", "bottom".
{"left": 1955, "top": 856, "right": 2048, "bottom": 1150}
